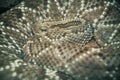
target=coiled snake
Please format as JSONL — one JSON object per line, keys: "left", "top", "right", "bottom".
{"left": 0, "top": 0, "right": 120, "bottom": 80}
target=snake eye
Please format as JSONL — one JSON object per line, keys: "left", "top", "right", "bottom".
{"left": 40, "top": 28, "right": 47, "bottom": 32}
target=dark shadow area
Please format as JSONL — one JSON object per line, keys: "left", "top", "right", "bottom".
{"left": 116, "top": 0, "right": 120, "bottom": 4}
{"left": 0, "top": 0, "right": 22, "bottom": 14}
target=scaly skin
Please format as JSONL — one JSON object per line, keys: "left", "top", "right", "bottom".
{"left": 0, "top": 0, "right": 120, "bottom": 80}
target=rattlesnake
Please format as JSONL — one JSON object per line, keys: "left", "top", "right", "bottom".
{"left": 0, "top": 0, "right": 120, "bottom": 80}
